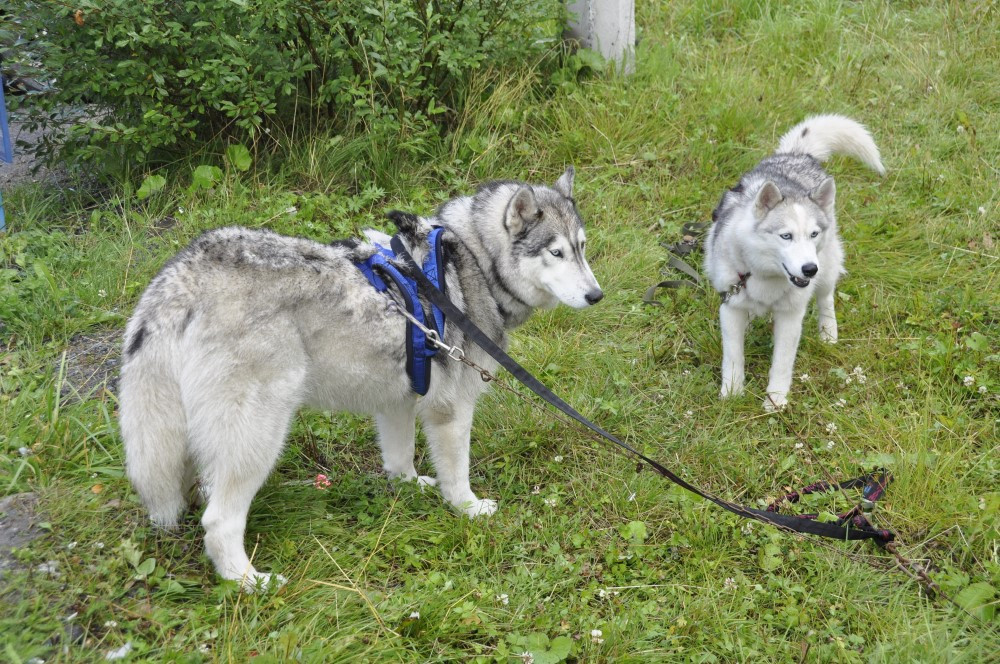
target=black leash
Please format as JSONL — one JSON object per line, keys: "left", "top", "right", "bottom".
{"left": 390, "top": 236, "right": 894, "bottom": 545}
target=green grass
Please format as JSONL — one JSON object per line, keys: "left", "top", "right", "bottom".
{"left": 2, "top": 0, "right": 998, "bottom": 661}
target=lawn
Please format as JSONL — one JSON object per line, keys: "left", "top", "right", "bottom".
{"left": 1, "top": 1, "right": 997, "bottom": 661}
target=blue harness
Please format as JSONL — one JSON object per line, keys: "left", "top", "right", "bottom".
{"left": 353, "top": 228, "right": 447, "bottom": 396}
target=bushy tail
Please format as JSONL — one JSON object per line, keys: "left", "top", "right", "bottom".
{"left": 119, "top": 340, "right": 191, "bottom": 528}
{"left": 777, "top": 114, "right": 886, "bottom": 175}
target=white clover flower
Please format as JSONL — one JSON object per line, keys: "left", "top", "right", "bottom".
{"left": 531, "top": 485, "right": 541, "bottom": 495}
{"left": 95, "top": 542, "right": 105, "bottom": 549}
{"left": 496, "top": 593, "right": 509, "bottom": 605}
{"left": 684, "top": 410, "right": 693, "bottom": 419}
{"left": 834, "top": 398, "right": 847, "bottom": 408}
{"left": 826, "top": 440, "right": 835, "bottom": 450}
{"left": 845, "top": 376, "right": 853, "bottom": 385}
{"left": 723, "top": 577, "right": 736, "bottom": 590}
{"left": 852, "top": 366, "right": 864, "bottom": 376}
{"left": 104, "top": 620, "right": 118, "bottom": 628}
{"left": 963, "top": 376, "right": 975, "bottom": 387}
{"left": 799, "top": 373, "right": 810, "bottom": 382}
{"left": 826, "top": 422, "right": 838, "bottom": 434}
{"left": 978, "top": 206, "right": 987, "bottom": 216}
{"left": 553, "top": 455, "right": 563, "bottom": 463}
{"left": 682, "top": 369, "right": 691, "bottom": 377}
{"left": 794, "top": 442, "right": 804, "bottom": 450}
{"left": 198, "top": 644, "right": 211, "bottom": 655}
{"left": 857, "top": 375, "right": 867, "bottom": 384}
{"left": 591, "top": 629, "right": 604, "bottom": 644}
{"left": 597, "top": 589, "right": 608, "bottom": 599}
{"left": 957, "top": 125, "right": 966, "bottom": 133}
{"left": 18, "top": 447, "right": 31, "bottom": 457}
{"left": 98, "top": 289, "right": 107, "bottom": 298}
{"left": 409, "top": 611, "right": 420, "bottom": 619}
{"left": 520, "top": 652, "right": 534, "bottom": 664}
{"left": 543, "top": 497, "right": 557, "bottom": 507}
{"left": 978, "top": 385, "right": 987, "bottom": 394}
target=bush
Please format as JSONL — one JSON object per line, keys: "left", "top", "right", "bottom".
{"left": 7, "top": 0, "right": 563, "bottom": 166}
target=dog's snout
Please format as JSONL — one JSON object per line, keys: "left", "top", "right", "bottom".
{"left": 801, "top": 263, "right": 818, "bottom": 278}
{"left": 585, "top": 289, "right": 604, "bottom": 305}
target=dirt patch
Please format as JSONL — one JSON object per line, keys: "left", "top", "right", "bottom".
{"left": 0, "top": 116, "right": 67, "bottom": 189}
{"left": 58, "top": 328, "right": 123, "bottom": 403}
{"left": 0, "top": 492, "right": 44, "bottom": 576}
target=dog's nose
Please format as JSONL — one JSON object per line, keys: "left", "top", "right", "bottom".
{"left": 585, "top": 289, "right": 604, "bottom": 305}
{"left": 801, "top": 263, "right": 818, "bottom": 278}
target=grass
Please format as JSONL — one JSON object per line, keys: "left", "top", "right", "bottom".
{"left": 2, "top": 0, "right": 998, "bottom": 661}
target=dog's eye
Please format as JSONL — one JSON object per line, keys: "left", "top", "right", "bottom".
{"left": 780, "top": 233, "right": 793, "bottom": 240}
{"left": 549, "top": 249, "right": 563, "bottom": 258}
{"left": 810, "top": 230, "right": 820, "bottom": 238}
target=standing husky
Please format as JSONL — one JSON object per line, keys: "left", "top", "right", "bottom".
{"left": 703, "top": 115, "right": 885, "bottom": 410}
{"left": 118, "top": 169, "right": 602, "bottom": 589}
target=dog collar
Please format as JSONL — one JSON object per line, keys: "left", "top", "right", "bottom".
{"left": 720, "top": 272, "right": 751, "bottom": 303}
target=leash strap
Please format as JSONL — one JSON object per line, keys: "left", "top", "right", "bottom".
{"left": 391, "top": 237, "right": 894, "bottom": 544}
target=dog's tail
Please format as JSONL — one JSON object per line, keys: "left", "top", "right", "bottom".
{"left": 119, "top": 320, "right": 191, "bottom": 529}
{"left": 777, "top": 114, "right": 885, "bottom": 175}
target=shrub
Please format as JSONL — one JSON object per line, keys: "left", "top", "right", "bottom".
{"left": 7, "top": 0, "right": 563, "bottom": 166}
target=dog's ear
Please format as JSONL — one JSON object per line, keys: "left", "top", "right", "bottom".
{"left": 505, "top": 186, "right": 541, "bottom": 235}
{"left": 386, "top": 210, "right": 420, "bottom": 233}
{"left": 811, "top": 177, "right": 836, "bottom": 214}
{"left": 553, "top": 166, "right": 575, "bottom": 199}
{"left": 753, "top": 181, "right": 783, "bottom": 219}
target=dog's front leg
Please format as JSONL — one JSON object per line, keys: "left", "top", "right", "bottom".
{"left": 765, "top": 309, "right": 805, "bottom": 410}
{"left": 422, "top": 403, "right": 497, "bottom": 518}
{"left": 376, "top": 406, "right": 436, "bottom": 488}
{"left": 719, "top": 304, "right": 749, "bottom": 397}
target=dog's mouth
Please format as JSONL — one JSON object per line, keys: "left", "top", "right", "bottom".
{"left": 783, "top": 264, "right": 811, "bottom": 288}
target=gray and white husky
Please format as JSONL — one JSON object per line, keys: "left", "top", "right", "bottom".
{"left": 703, "top": 115, "right": 885, "bottom": 410}
{"left": 118, "top": 168, "right": 602, "bottom": 589}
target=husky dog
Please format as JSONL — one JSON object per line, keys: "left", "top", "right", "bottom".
{"left": 119, "top": 168, "right": 602, "bottom": 589}
{"left": 703, "top": 115, "right": 885, "bottom": 410}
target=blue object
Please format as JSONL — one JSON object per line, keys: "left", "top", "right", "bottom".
{"left": 354, "top": 227, "right": 448, "bottom": 395}
{"left": 0, "top": 73, "right": 11, "bottom": 232}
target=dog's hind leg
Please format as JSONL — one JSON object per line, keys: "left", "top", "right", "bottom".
{"left": 816, "top": 283, "right": 838, "bottom": 344}
{"left": 186, "top": 363, "right": 304, "bottom": 592}
{"left": 120, "top": 361, "right": 190, "bottom": 529}
{"left": 765, "top": 309, "right": 806, "bottom": 411}
{"left": 376, "top": 406, "right": 436, "bottom": 488}
{"left": 422, "top": 403, "right": 496, "bottom": 518}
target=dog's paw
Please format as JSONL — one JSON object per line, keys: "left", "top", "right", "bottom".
{"left": 720, "top": 382, "right": 744, "bottom": 398}
{"left": 461, "top": 498, "right": 498, "bottom": 519}
{"left": 240, "top": 571, "right": 287, "bottom": 594}
{"left": 415, "top": 475, "right": 437, "bottom": 489}
{"left": 819, "top": 326, "right": 838, "bottom": 344}
{"left": 763, "top": 394, "right": 788, "bottom": 412}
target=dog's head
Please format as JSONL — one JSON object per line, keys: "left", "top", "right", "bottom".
{"left": 498, "top": 167, "right": 603, "bottom": 309}
{"left": 751, "top": 178, "right": 835, "bottom": 288}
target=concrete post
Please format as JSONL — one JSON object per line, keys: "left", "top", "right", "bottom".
{"left": 565, "top": 0, "right": 636, "bottom": 73}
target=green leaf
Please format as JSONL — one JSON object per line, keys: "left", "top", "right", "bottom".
{"left": 134, "top": 557, "right": 156, "bottom": 578}
{"left": 965, "top": 332, "right": 989, "bottom": 353}
{"left": 137, "top": 174, "right": 166, "bottom": 200}
{"left": 621, "top": 520, "right": 648, "bottom": 544}
{"left": 759, "top": 543, "right": 782, "bottom": 571}
{"left": 954, "top": 582, "right": 996, "bottom": 621}
{"left": 226, "top": 144, "right": 252, "bottom": 172}
{"left": 190, "top": 164, "right": 224, "bottom": 192}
